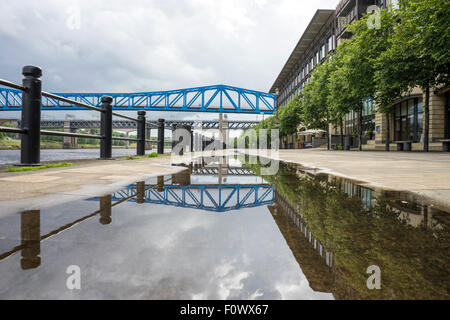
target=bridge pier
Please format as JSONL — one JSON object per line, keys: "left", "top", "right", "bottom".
{"left": 157, "top": 119, "right": 165, "bottom": 155}
{"left": 219, "top": 114, "right": 229, "bottom": 150}
{"left": 63, "top": 121, "right": 78, "bottom": 149}
{"left": 189, "top": 126, "right": 194, "bottom": 152}
{"left": 146, "top": 127, "right": 152, "bottom": 150}
{"left": 125, "top": 132, "right": 130, "bottom": 149}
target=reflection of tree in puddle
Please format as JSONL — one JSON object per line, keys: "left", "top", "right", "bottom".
{"left": 249, "top": 160, "right": 450, "bottom": 300}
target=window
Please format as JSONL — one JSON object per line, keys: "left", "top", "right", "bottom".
{"left": 320, "top": 44, "right": 326, "bottom": 60}
{"left": 316, "top": 51, "right": 320, "bottom": 64}
{"left": 362, "top": 98, "right": 376, "bottom": 136}
{"left": 394, "top": 97, "right": 423, "bottom": 142}
{"left": 310, "top": 57, "right": 314, "bottom": 70}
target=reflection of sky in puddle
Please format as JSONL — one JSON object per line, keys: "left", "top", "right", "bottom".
{"left": 0, "top": 159, "right": 333, "bottom": 300}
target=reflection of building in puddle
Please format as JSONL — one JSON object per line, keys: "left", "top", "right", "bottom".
{"left": 268, "top": 192, "right": 334, "bottom": 294}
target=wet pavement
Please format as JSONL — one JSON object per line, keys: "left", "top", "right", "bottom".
{"left": 0, "top": 155, "right": 449, "bottom": 299}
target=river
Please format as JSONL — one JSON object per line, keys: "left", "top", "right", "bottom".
{"left": 0, "top": 148, "right": 163, "bottom": 164}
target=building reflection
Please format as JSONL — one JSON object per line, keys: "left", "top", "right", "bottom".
{"left": 265, "top": 161, "right": 450, "bottom": 299}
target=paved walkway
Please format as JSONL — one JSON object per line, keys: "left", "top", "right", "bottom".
{"left": 0, "top": 156, "right": 186, "bottom": 217}
{"left": 242, "top": 149, "right": 450, "bottom": 211}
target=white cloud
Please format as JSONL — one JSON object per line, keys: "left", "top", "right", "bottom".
{"left": 0, "top": 0, "right": 338, "bottom": 121}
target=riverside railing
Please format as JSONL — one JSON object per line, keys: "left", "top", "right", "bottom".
{"left": 0, "top": 66, "right": 158, "bottom": 165}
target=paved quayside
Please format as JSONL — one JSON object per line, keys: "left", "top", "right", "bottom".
{"left": 0, "top": 156, "right": 186, "bottom": 217}
{"left": 240, "top": 149, "right": 450, "bottom": 212}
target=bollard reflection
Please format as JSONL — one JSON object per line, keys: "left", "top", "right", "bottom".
{"left": 99, "top": 195, "right": 112, "bottom": 225}
{"left": 157, "top": 175, "right": 165, "bottom": 192}
{"left": 136, "top": 181, "right": 145, "bottom": 204}
{"left": 20, "top": 210, "right": 41, "bottom": 270}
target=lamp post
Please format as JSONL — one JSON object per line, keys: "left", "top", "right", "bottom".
{"left": 275, "top": 88, "right": 280, "bottom": 129}
{"left": 275, "top": 89, "right": 280, "bottom": 150}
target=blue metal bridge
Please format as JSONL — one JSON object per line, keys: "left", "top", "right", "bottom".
{"left": 0, "top": 85, "right": 276, "bottom": 114}
{"left": 93, "top": 183, "right": 274, "bottom": 213}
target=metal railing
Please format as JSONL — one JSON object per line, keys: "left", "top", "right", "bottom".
{"left": 0, "top": 66, "right": 166, "bottom": 165}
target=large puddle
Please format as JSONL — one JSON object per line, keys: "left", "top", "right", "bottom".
{"left": 0, "top": 155, "right": 449, "bottom": 299}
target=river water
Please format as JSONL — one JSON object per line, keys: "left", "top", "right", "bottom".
{"left": 0, "top": 155, "right": 448, "bottom": 299}
{"left": 0, "top": 149, "right": 156, "bottom": 164}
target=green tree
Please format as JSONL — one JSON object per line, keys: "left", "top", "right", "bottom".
{"left": 279, "top": 96, "right": 302, "bottom": 138}
{"left": 376, "top": 0, "right": 450, "bottom": 151}
{"left": 301, "top": 59, "right": 334, "bottom": 149}
{"left": 327, "top": 53, "right": 351, "bottom": 148}
{"left": 334, "top": 9, "right": 396, "bottom": 151}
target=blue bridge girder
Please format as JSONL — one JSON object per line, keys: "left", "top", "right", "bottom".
{"left": 102, "top": 184, "right": 274, "bottom": 213}
{"left": 0, "top": 85, "right": 276, "bottom": 114}
{"left": 191, "top": 167, "right": 256, "bottom": 176}
{"left": 30, "top": 119, "right": 260, "bottom": 130}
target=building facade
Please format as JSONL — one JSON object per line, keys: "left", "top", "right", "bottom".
{"left": 270, "top": 0, "right": 449, "bottom": 151}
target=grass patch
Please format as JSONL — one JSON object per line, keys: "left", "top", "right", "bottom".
{"left": 7, "top": 162, "right": 73, "bottom": 173}
{"left": 125, "top": 152, "right": 163, "bottom": 160}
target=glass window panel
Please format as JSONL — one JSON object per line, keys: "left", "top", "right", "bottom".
{"left": 401, "top": 101, "right": 408, "bottom": 116}
{"left": 408, "top": 99, "right": 415, "bottom": 115}
{"left": 417, "top": 98, "right": 424, "bottom": 114}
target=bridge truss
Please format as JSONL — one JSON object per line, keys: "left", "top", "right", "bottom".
{"left": 34, "top": 120, "right": 260, "bottom": 130}
{"left": 0, "top": 85, "right": 276, "bottom": 114}
{"left": 104, "top": 184, "right": 274, "bottom": 213}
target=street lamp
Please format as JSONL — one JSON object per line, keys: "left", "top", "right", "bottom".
{"left": 275, "top": 88, "right": 280, "bottom": 129}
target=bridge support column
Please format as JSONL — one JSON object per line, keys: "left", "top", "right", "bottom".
{"left": 137, "top": 111, "right": 146, "bottom": 156}
{"left": 189, "top": 127, "right": 194, "bottom": 152}
{"left": 125, "top": 132, "right": 130, "bottom": 149}
{"left": 63, "top": 120, "right": 78, "bottom": 149}
{"left": 146, "top": 127, "right": 152, "bottom": 150}
{"left": 157, "top": 119, "right": 165, "bottom": 155}
{"left": 20, "top": 210, "right": 41, "bottom": 270}
{"left": 171, "top": 124, "right": 178, "bottom": 154}
{"left": 194, "top": 133, "right": 199, "bottom": 152}
{"left": 219, "top": 114, "right": 229, "bottom": 150}
{"left": 20, "top": 66, "right": 42, "bottom": 165}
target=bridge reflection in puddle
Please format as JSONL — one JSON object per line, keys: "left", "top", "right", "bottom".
{"left": 0, "top": 156, "right": 449, "bottom": 300}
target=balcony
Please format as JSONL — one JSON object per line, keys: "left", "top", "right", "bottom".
{"left": 336, "top": 0, "right": 356, "bottom": 17}
{"left": 336, "top": 6, "right": 358, "bottom": 38}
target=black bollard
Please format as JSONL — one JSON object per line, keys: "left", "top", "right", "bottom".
{"left": 20, "top": 66, "right": 42, "bottom": 165}
{"left": 157, "top": 118, "right": 165, "bottom": 155}
{"left": 137, "top": 111, "right": 146, "bottom": 156}
{"left": 100, "top": 96, "right": 113, "bottom": 159}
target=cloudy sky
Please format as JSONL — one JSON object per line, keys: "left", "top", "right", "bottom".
{"left": 0, "top": 0, "right": 338, "bottom": 121}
